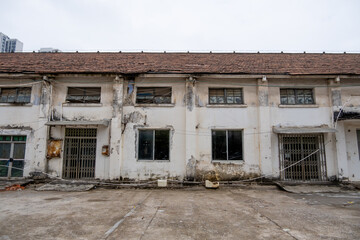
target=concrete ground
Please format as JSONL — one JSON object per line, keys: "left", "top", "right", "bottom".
{"left": 0, "top": 185, "right": 359, "bottom": 240}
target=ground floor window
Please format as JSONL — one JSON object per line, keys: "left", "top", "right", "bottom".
{"left": 279, "top": 134, "right": 327, "bottom": 181}
{"left": 138, "top": 130, "right": 170, "bottom": 160}
{"left": 212, "top": 130, "right": 243, "bottom": 161}
{"left": 0, "top": 135, "right": 26, "bottom": 177}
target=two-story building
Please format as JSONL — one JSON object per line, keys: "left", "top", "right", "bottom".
{"left": 0, "top": 52, "right": 359, "bottom": 182}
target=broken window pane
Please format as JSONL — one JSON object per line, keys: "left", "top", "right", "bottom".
{"left": 280, "top": 88, "right": 314, "bottom": 105}
{"left": 228, "top": 131, "right": 243, "bottom": 160}
{"left": 212, "top": 131, "right": 227, "bottom": 160}
{"left": 11, "top": 160, "right": 24, "bottom": 177}
{"left": 136, "top": 87, "right": 172, "bottom": 104}
{"left": 138, "top": 130, "right": 154, "bottom": 160}
{"left": 0, "top": 143, "right": 11, "bottom": 159}
{"left": 155, "top": 130, "right": 169, "bottom": 160}
{"left": 209, "top": 88, "right": 243, "bottom": 104}
{"left": 66, "top": 87, "right": 101, "bottom": 103}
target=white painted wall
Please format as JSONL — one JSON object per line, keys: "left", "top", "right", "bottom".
{"left": 1, "top": 75, "right": 359, "bottom": 181}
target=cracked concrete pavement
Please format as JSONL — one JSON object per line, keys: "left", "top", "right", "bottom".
{"left": 0, "top": 185, "right": 359, "bottom": 240}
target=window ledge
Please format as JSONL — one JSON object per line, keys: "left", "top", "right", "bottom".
{"left": 212, "top": 160, "right": 245, "bottom": 164}
{"left": 278, "top": 104, "right": 319, "bottom": 108}
{"left": 63, "top": 103, "right": 103, "bottom": 107}
{"left": 0, "top": 103, "right": 32, "bottom": 107}
{"left": 137, "top": 160, "right": 170, "bottom": 162}
{"left": 135, "top": 103, "right": 175, "bottom": 108}
{"left": 206, "top": 104, "right": 247, "bottom": 108}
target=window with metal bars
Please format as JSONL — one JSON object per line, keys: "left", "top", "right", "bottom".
{"left": 209, "top": 88, "right": 243, "bottom": 104}
{"left": 136, "top": 87, "right": 172, "bottom": 104}
{"left": 280, "top": 88, "right": 314, "bottom": 105}
{"left": 212, "top": 130, "right": 243, "bottom": 161}
{"left": 0, "top": 135, "right": 27, "bottom": 177}
{"left": 138, "top": 130, "right": 170, "bottom": 160}
{"left": 66, "top": 87, "right": 101, "bottom": 103}
{"left": 0, "top": 87, "right": 31, "bottom": 103}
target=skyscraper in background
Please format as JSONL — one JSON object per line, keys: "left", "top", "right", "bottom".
{"left": 0, "top": 32, "right": 23, "bottom": 52}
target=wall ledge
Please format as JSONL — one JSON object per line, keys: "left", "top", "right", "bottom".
{"left": 278, "top": 104, "right": 319, "bottom": 108}
{"left": 63, "top": 103, "right": 103, "bottom": 107}
{"left": 206, "top": 104, "right": 248, "bottom": 108}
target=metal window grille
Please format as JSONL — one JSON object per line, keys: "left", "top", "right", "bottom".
{"left": 279, "top": 134, "right": 327, "bottom": 181}
{"left": 136, "top": 87, "right": 172, "bottom": 104}
{"left": 280, "top": 88, "right": 314, "bottom": 105}
{"left": 63, "top": 128, "right": 97, "bottom": 179}
{"left": 66, "top": 87, "right": 101, "bottom": 103}
{"left": 209, "top": 88, "right": 243, "bottom": 104}
{"left": 0, "top": 87, "right": 31, "bottom": 103}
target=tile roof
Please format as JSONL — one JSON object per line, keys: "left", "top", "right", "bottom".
{"left": 0, "top": 52, "right": 359, "bottom": 75}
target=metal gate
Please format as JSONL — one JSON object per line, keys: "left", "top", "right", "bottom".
{"left": 279, "top": 134, "right": 327, "bottom": 181}
{"left": 63, "top": 128, "right": 97, "bottom": 179}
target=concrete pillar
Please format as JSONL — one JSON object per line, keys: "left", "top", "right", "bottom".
{"left": 185, "top": 76, "right": 197, "bottom": 180}
{"left": 334, "top": 121, "right": 349, "bottom": 180}
{"left": 34, "top": 79, "right": 52, "bottom": 174}
{"left": 257, "top": 78, "right": 272, "bottom": 177}
{"left": 329, "top": 78, "right": 349, "bottom": 180}
{"left": 109, "top": 76, "right": 124, "bottom": 179}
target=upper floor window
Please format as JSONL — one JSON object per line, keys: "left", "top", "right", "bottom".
{"left": 66, "top": 87, "right": 101, "bottom": 103}
{"left": 136, "top": 87, "right": 172, "bottom": 104}
{"left": 209, "top": 88, "right": 243, "bottom": 104}
{"left": 0, "top": 87, "right": 31, "bottom": 103}
{"left": 212, "top": 130, "right": 243, "bottom": 161}
{"left": 280, "top": 89, "right": 314, "bottom": 105}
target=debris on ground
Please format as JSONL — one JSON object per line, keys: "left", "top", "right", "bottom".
{"left": 3, "top": 184, "right": 25, "bottom": 191}
{"left": 0, "top": 180, "right": 33, "bottom": 191}
{"left": 205, "top": 180, "right": 219, "bottom": 189}
{"left": 36, "top": 183, "right": 95, "bottom": 192}
{"left": 274, "top": 182, "right": 358, "bottom": 194}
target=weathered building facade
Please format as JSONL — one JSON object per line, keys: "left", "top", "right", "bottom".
{"left": 0, "top": 53, "right": 359, "bottom": 181}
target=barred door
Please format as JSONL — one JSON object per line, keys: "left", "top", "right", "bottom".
{"left": 63, "top": 128, "right": 97, "bottom": 179}
{"left": 279, "top": 134, "right": 327, "bottom": 181}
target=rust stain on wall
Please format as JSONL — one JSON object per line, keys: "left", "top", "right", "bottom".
{"left": 47, "top": 139, "right": 62, "bottom": 158}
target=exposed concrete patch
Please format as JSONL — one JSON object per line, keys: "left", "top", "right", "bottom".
{"left": 124, "top": 111, "right": 145, "bottom": 124}
{"left": 194, "top": 160, "right": 261, "bottom": 181}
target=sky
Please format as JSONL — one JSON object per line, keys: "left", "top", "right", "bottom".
{"left": 0, "top": 0, "right": 359, "bottom": 52}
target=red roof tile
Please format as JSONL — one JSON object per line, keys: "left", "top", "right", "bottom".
{"left": 0, "top": 52, "right": 359, "bottom": 75}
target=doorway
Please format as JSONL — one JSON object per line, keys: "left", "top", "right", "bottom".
{"left": 279, "top": 134, "right": 327, "bottom": 181}
{"left": 63, "top": 128, "right": 97, "bottom": 179}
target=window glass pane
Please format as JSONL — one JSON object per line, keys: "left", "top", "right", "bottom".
{"left": 1, "top": 88, "right": 16, "bottom": 103}
{"left": 228, "top": 131, "right": 243, "bottom": 160}
{"left": 0, "top": 160, "right": 8, "bottom": 177}
{"left": 0, "top": 136, "right": 11, "bottom": 141}
{"left": 0, "top": 143, "right": 11, "bottom": 159}
{"left": 11, "top": 160, "right": 24, "bottom": 177}
{"left": 154, "top": 130, "right": 169, "bottom": 160}
{"left": 212, "top": 131, "right": 227, "bottom": 160}
{"left": 66, "top": 87, "right": 101, "bottom": 103}
{"left": 138, "top": 130, "right": 153, "bottom": 160}
{"left": 209, "top": 89, "right": 225, "bottom": 104}
{"left": 296, "top": 89, "right": 305, "bottom": 104}
{"left": 16, "top": 88, "right": 31, "bottom": 103}
{"left": 13, "top": 143, "right": 26, "bottom": 159}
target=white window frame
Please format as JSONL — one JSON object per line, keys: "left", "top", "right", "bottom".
{"left": 137, "top": 129, "right": 171, "bottom": 161}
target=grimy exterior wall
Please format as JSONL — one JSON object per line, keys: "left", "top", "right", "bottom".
{"left": 1, "top": 75, "right": 360, "bottom": 181}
